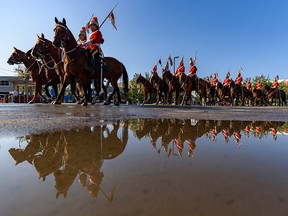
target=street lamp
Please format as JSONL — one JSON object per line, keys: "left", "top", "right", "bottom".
{"left": 173, "top": 56, "right": 179, "bottom": 74}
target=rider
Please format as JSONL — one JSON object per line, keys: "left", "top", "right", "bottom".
{"left": 272, "top": 75, "right": 279, "bottom": 89}
{"left": 188, "top": 57, "right": 197, "bottom": 87}
{"left": 188, "top": 57, "right": 197, "bottom": 77}
{"left": 223, "top": 71, "right": 231, "bottom": 87}
{"left": 212, "top": 73, "right": 218, "bottom": 87}
{"left": 151, "top": 64, "right": 157, "bottom": 75}
{"left": 235, "top": 70, "right": 243, "bottom": 86}
{"left": 81, "top": 16, "right": 104, "bottom": 75}
{"left": 78, "top": 26, "right": 87, "bottom": 48}
{"left": 246, "top": 78, "right": 251, "bottom": 90}
{"left": 256, "top": 79, "right": 262, "bottom": 90}
{"left": 175, "top": 57, "right": 185, "bottom": 76}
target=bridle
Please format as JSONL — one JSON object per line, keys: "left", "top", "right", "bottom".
{"left": 54, "top": 24, "right": 78, "bottom": 55}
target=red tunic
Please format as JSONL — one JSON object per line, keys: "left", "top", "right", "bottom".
{"left": 212, "top": 78, "right": 218, "bottom": 86}
{"left": 87, "top": 30, "right": 103, "bottom": 51}
{"left": 272, "top": 81, "right": 279, "bottom": 88}
{"left": 256, "top": 83, "right": 262, "bottom": 90}
{"left": 175, "top": 66, "right": 185, "bottom": 76}
{"left": 223, "top": 78, "right": 230, "bottom": 86}
{"left": 235, "top": 76, "right": 243, "bottom": 85}
{"left": 246, "top": 82, "right": 251, "bottom": 89}
{"left": 189, "top": 66, "right": 197, "bottom": 76}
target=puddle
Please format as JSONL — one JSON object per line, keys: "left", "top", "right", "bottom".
{"left": 1, "top": 119, "right": 288, "bottom": 216}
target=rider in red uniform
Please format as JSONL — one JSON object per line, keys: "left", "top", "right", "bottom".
{"left": 223, "top": 72, "right": 231, "bottom": 87}
{"left": 272, "top": 76, "right": 279, "bottom": 88}
{"left": 212, "top": 74, "right": 218, "bottom": 87}
{"left": 246, "top": 78, "right": 251, "bottom": 90}
{"left": 78, "top": 27, "right": 87, "bottom": 48}
{"left": 235, "top": 70, "right": 243, "bottom": 85}
{"left": 188, "top": 57, "right": 197, "bottom": 77}
{"left": 175, "top": 57, "right": 185, "bottom": 76}
{"left": 82, "top": 16, "right": 104, "bottom": 74}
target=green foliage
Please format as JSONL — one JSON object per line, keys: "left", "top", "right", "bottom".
{"left": 127, "top": 73, "right": 144, "bottom": 104}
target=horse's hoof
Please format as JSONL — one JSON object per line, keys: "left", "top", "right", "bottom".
{"left": 103, "top": 101, "right": 111, "bottom": 105}
{"left": 81, "top": 102, "right": 88, "bottom": 106}
{"left": 53, "top": 100, "right": 62, "bottom": 105}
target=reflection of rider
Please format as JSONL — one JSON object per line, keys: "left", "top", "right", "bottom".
{"left": 233, "top": 131, "right": 241, "bottom": 144}
{"left": 222, "top": 129, "right": 229, "bottom": 143}
{"left": 187, "top": 139, "right": 196, "bottom": 157}
{"left": 271, "top": 128, "right": 277, "bottom": 141}
{"left": 81, "top": 16, "right": 104, "bottom": 75}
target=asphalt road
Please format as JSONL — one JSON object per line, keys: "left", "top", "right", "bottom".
{"left": 0, "top": 103, "right": 287, "bottom": 136}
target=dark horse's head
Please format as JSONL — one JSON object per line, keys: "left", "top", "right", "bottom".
{"left": 52, "top": 17, "right": 77, "bottom": 49}
{"left": 7, "top": 47, "right": 26, "bottom": 65}
{"left": 31, "top": 33, "right": 51, "bottom": 59}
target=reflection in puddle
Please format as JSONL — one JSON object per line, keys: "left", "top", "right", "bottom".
{"left": 2, "top": 119, "right": 288, "bottom": 215}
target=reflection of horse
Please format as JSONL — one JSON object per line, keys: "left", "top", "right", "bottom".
{"left": 150, "top": 72, "right": 168, "bottom": 105}
{"left": 9, "top": 122, "right": 128, "bottom": 199}
{"left": 7, "top": 47, "right": 55, "bottom": 103}
{"left": 52, "top": 18, "right": 128, "bottom": 106}
{"left": 136, "top": 74, "right": 155, "bottom": 104}
{"left": 264, "top": 85, "right": 286, "bottom": 106}
{"left": 162, "top": 69, "right": 182, "bottom": 105}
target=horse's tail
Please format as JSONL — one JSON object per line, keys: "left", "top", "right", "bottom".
{"left": 121, "top": 63, "right": 129, "bottom": 93}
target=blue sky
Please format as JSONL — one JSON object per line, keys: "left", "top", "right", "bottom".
{"left": 0, "top": 0, "right": 288, "bottom": 81}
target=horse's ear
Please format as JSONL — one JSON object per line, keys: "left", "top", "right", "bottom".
{"left": 13, "top": 47, "right": 17, "bottom": 51}
{"left": 62, "top": 18, "right": 66, "bottom": 26}
{"left": 55, "top": 17, "right": 59, "bottom": 24}
{"left": 41, "top": 33, "right": 45, "bottom": 39}
{"left": 37, "top": 34, "right": 39, "bottom": 38}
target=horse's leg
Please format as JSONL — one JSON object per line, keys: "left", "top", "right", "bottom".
{"left": 53, "top": 75, "right": 71, "bottom": 105}
{"left": 174, "top": 90, "right": 179, "bottom": 105}
{"left": 29, "top": 81, "right": 46, "bottom": 104}
{"left": 180, "top": 92, "right": 186, "bottom": 106}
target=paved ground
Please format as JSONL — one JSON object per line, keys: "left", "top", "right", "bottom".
{"left": 0, "top": 103, "right": 287, "bottom": 135}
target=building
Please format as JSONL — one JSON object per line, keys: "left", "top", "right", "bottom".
{"left": 0, "top": 76, "right": 37, "bottom": 103}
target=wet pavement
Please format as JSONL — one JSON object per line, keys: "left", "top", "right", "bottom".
{"left": 0, "top": 103, "right": 287, "bottom": 135}
{"left": 0, "top": 118, "right": 288, "bottom": 216}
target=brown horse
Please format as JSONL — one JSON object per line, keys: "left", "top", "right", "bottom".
{"left": 162, "top": 68, "right": 182, "bottom": 105}
{"left": 215, "top": 81, "right": 233, "bottom": 106}
{"left": 7, "top": 47, "right": 55, "bottom": 103}
{"left": 252, "top": 87, "right": 265, "bottom": 106}
{"left": 52, "top": 17, "right": 128, "bottom": 106}
{"left": 230, "top": 80, "right": 242, "bottom": 106}
{"left": 264, "top": 85, "right": 287, "bottom": 106}
{"left": 31, "top": 34, "right": 108, "bottom": 104}
{"left": 241, "top": 86, "right": 253, "bottom": 106}
{"left": 177, "top": 73, "right": 207, "bottom": 106}
{"left": 136, "top": 73, "right": 155, "bottom": 104}
{"left": 149, "top": 72, "right": 168, "bottom": 105}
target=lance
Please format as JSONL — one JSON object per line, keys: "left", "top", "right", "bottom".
{"left": 99, "top": 3, "right": 119, "bottom": 28}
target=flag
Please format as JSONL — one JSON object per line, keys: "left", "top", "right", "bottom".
{"left": 109, "top": 12, "right": 117, "bottom": 30}
{"left": 158, "top": 59, "right": 162, "bottom": 67}
{"left": 85, "top": 22, "right": 90, "bottom": 34}
{"left": 168, "top": 55, "right": 173, "bottom": 66}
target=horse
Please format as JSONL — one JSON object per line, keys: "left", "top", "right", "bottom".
{"left": 7, "top": 47, "right": 55, "bottom": 103}
{"left": 241, "top": 87, "right": 253, "bottom": 106}
{"left": 230, "top": 80, "right": 242, "bottom": 106}
{"left": 52, "top": 17, "right": 128, "bottom": 106}
{"left": 177, "top": 73, "right": 207, "bottom": 106}
{"left": 264, "top": 84, "right": 287, "bottom": 106}
{"left": 149, "top": 72, "right": 168, "bottom": 105}
{"left": 252, "top": 87, "right": 266, "bottom": 106}
{"left": 162, "top": 68, "right": 182, "bottom": 105}
{"left": 135, "top": 73, "right": 155, "bottom": 104}
{"left": 215, "top": 81, "right": 233, "bottom": 106}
